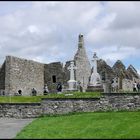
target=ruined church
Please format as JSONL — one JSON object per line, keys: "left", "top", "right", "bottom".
{"left": 0, "top": 34, "right": 139, "bottom": 96}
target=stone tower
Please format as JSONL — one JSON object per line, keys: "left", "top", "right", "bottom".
{"left": 74, "top": 34, "right": 91, "bottom": 91}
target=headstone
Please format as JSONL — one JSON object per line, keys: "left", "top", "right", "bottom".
{"left": 67, "top": 61, "right": 77, "bottom": 91}
{"left": 102, "top": 80, "right": 111, "bottom": 93}
{"left": 111, "top": 77, "right": 119, "bottom": 92}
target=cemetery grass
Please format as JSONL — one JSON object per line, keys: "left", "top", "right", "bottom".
{"left": 15, "top": 111, "right": 140, "bottom": 139}
{"left": 0, "top": 92, "right": 101, "bottom": 103}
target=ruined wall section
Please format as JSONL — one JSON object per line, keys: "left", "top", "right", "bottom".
{"left": 63, "top": 61, "right": 71, "bottom": 88}
{"left": 5, "top": 56, "right": 11, "bottom": 95}
{"left": 5, "top": 56, "right": 44, "bottom": 95}
{"left": 0, "top": 60, "right": 6, "bottom": 92}
{"left": 122, "top": 79, "right": 133, "bottom": 92}
{"left": 44, "top": 62, "right": 68, "bottom": 92}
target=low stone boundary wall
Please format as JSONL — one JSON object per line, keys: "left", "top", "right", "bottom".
{"left": 0, "top": 93, "right": 140, "bottom": 118}
{"left": 41, "top": 98, "right": 100, "bottom": 114}
{"left": 99, "top": 93, "right": 140, "bottom": 111}
{"left": 41, "top": 93, "right": 140, "bottom": 115}
{"left": 0, "top": 103, "right": 41, "bottom": 118}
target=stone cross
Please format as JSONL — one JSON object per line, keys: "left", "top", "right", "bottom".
{"left": 67, "top": 61, "right": 77, "bottom": 90}
{"left": 89, "top": 52, "right": 101, "bottom": 86}
{"left": 68, "top": 61, "right": 77, "bottom": 81}
{"left": 92, "top": 52, "right": 98, "bottom": 74}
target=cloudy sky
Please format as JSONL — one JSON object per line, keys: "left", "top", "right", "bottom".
{"left": 0, "top": 1, "right": 140, "bottom": 74}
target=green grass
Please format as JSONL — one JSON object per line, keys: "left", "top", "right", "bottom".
{"left": 0, "top": 92, "right": 101, "bottom": 103}
{"left": 0, "top": 96, "right": 43, "bottom": 103}
{"left": 15, "top": 111, "right": 140, "bottom": 139}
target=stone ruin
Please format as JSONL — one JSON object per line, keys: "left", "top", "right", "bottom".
{"left": 74, "top": 33, "right": 91, "bottom": 92}
{"left": 0, "top": 34, "right": 140, "bottom": 96}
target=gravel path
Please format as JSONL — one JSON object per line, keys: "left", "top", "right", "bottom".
{"left": 0, "top": 118, "right": 34, "bottom": 139}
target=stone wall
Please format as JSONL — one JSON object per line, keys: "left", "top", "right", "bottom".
{"left": 41, "top": 93, "right": 140, "bottom": 115}
{"left": 41, "top": 98, "right": 100, "bottom": 114}
{"left": 1, "top": 55, "right": 70, "bottom": 95}
{"left": 122, "top": 79, "right": 133, "bottom": 91}
{"left": 5, "top": 56, "right": 44, "bottom": 96}
{"left": 0, "top": 103, "right": 41, "bottom": 118}
{"left": 63, "top": 61, "right": 71, "bottom": 84}
{"left": 0, "top": 93, "right": 140, "bottom": 118}
{"left": 44, "top": 62, "right": 68, "bottom": 92}
{"left": 0, "top": 61, "right": 6, "bottom": 93}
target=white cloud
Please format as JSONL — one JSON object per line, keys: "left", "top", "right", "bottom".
{"left": 0, "top": 2, "right": 103, "bottom": 63}
{"left": 0, "top": 1, "right": 139, "bottom": 72}
{"left": 107, "top": 2, "right": 140, "bottom": 29}
{"left": 91, "top": 45, "right": 139, "bottom": 66}
{"left": 27, "top": 25, "right": 40, "bottom": 34}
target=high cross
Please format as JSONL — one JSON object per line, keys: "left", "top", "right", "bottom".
{"left": 68, "top": 61, "right": 77, "bottom": 81}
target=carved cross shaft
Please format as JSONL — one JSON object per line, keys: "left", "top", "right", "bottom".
{"left": 92, "top": 52, "right": 98, "bottom": 74}
{"left": 68, "top": 61, "right": 77, "bottom": 81}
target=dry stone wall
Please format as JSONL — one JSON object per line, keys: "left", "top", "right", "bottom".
{"left": 0, "top": 93, "right": 140, "bottom": 118}
{"left": 5, "top": 56, "right": 44, "bottom": 95}
{"left": 41, "top": 93, "right": 140, "bottom": 115}
{"left": 0, "top": 103, "right": 41, "bottom": 118}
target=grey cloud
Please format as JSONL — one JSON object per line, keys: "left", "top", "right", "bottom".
{"left": 107, "top": 2, "right": 140, "bottom": 30}
{"left": 0, "top": 1, "right": 140, "bottom": 73}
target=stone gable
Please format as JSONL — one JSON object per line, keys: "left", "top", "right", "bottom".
{"left": 4, "top": 56, "right": 44, "bottom": 95}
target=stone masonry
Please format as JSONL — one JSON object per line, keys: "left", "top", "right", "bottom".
{"left": 74, "top": 34, "right": 91, "bottom": 91}
{"left": 0, "top": 103, "right": 41, "bottom": 118}
{"left": 0, "top": 61, "right": 5, "bottom": 93}
{"left": 4, "top": 56, "right": 44, "bottom": 96}
{"left": 0, "top": 93, "right": 140, "bottom": 118}
{"left": 122, "top": 79, "right": 133, "bottom": 92}
{"left": 44, "top": 62, "right": 68, "bottom": 93}
{"left": 41, "top": 93, "right": 140, "bottom": 115}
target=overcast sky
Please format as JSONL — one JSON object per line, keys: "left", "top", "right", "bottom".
{"left": 0, "top": 1, "right": 140, "bottom": 74}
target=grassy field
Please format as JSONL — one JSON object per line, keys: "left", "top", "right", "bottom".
{"left": 0, "top": 92, "right": 101, "bottom": 103}
{"left": 15, "top": 111, "right": 140, "bottom": 139}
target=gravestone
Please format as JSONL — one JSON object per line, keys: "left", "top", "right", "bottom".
{"left": 111, "top": 77, "right": 119, "bottom": 92}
